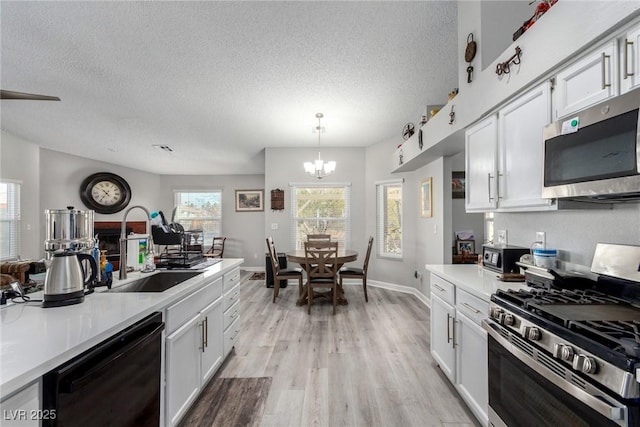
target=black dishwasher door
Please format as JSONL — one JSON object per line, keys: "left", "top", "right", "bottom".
{"left": 42, "top": 312, "right": 164, "bottom": 427}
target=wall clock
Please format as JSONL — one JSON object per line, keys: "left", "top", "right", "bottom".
{"left": 79, "top": 172, "right": 132, "bottom": 214}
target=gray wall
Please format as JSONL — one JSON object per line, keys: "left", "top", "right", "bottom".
{"left": 480, "top": 1, "right": 532, "bottom": 71}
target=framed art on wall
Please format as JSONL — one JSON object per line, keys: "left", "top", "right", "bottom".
{"left": 420, "top": 178, "right": 432, "bottom": 218}
{"left": 452, "top": 171, "right": 466, "bottom": 199}
{"left": 235, "top": 189, "right": 264, "bottom": 212}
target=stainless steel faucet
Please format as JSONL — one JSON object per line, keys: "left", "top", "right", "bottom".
{"left": 119, "top": 205, "right": 154, "bottom": 280}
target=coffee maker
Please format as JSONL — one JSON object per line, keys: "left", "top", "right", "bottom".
{"left": 43, "top": 207, "right": 98, "bottom": 308}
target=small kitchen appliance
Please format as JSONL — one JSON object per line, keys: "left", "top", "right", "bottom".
{"left": 483, "top": 243, "right": 640, "bottom": 426}
{"left": 482, "top": 244, "right": 530, "bottom": 273}
{"left": 43, "top": 207, "right": 98, "bottom": 307}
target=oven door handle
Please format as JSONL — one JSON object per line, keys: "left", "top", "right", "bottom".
{"left": 482, "top": 319, "right": 629, "bottom": 426}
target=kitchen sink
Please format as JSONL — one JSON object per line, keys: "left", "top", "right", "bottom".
{"left": 109, "top": 271, "right": 202, "bottom": 293}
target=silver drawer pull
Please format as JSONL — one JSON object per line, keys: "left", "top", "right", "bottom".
{"left": 624, "top": 38, "right": 635, "bottom": 79}
{"left": 460, "top": 302, "right": 481, "bottom": 314}
{"left": 601, "top": 52, "right": 611, "bottom": 89}
{"left": 432, "top": 284, "right": 445, "bottom": 292}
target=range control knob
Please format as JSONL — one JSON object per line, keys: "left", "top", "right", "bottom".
{"left": 521, "top": 326, "right": 541, "bottom": 341}
{"left": 490, "top": 307, "right": 503, "bottom": 319}
{"left": 503, "top": 313, "right": 515, "bottom": 326}
{"left": 561, "top": 345, "right": 574, "bottom": 362}
{"left": 582, "top": 356, "right": 597, "bottom": 374}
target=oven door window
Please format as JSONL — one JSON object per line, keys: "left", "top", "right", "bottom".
{"left": 488, "top": 336, "right": 622, "bottom": 427}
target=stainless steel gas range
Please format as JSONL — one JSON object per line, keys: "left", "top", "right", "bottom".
{"left": 482, "top": 243, "right": 640, "bottom": 427}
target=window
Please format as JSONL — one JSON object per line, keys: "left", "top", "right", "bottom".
{"left": 376, "top": 180, "right": 402, "bottom": 258}
{"left": 291, "top": 184, "right": 350, "bottom": 250}
{"left": 173, "top": 190, "right": 222, "bottom": 247}
{"left": 485, "top": 212, "right": 495, "bottom": 244}
{"left": 0, "top": 181, "right": 21, "bottom": 261}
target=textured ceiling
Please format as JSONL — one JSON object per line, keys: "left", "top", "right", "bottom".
{"left": 1, "top": 1, "right": 458, "bottom": 175}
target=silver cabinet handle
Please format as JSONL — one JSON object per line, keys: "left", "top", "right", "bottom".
{"left": 204, "top": 316, "right": 208, "bottom": 348}
{"left": 461, "top": 302, "right": 481, "bottom": 314}
{"left": 199, "top": 321, "right": 205, "bottom": 352}
{"left": 601, "top": 52, "right": 611, "bottom": 89}
{"left": 432, "top": 284, "right": 445, "bottom": 292}
{"left": 497, "top": 172, "right": 503, "bottom": 200}
{"left": 624, "top": 38, "right": 635, "bottom": 79}
{"left": 488, "top": 173, "right": 495, "bottom": 202}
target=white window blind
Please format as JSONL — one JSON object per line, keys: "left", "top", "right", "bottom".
{"left": 173, "top": 190, "right": 222, "bottom": 248}
{"left": 376, "top": 180, "right": 402, "bottom": 258}
{"left": 0, "top": 181, "right": 21, "bottom": 261}
{"left": 290, "top": 184, "right": 351, "bottom": 250}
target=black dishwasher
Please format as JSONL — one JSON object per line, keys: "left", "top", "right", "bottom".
{"left": 42, "top": 312, "right": 164, "bottom": 427}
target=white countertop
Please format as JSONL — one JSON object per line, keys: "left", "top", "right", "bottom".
{"left": 0, "top": 258, "right": 243, "bottom": 399}
{"left": 425, "top": 264, "right": 531, "bottom": 302}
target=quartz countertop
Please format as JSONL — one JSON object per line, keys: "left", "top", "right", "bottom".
{"left": 425, "top": 264, "right": 531, "bottom": 302}
{"left": 0, "top": 258, "right": 243, "bottom": 399}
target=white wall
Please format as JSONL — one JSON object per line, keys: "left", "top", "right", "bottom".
{"left": 0, "top": 131, "right": 42, "bottom": 259}
{"left": 158, "top": 174, "right": 264, "bottom": 267}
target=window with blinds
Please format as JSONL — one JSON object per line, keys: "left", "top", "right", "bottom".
{"left": 376, "top": 180, "right": 402, "bottom": 258}
{"left": 173, "top": 190, "right": 222, "bottom": 248}
{"left": 0, "top": 181, "right": 21, "bottom": 261}
{"left": 290, "top": 184, "right": 350, "bottom": 250}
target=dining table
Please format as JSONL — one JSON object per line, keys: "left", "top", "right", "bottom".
{"left": 285, "top": 249, "right": 358, "bottom": 306}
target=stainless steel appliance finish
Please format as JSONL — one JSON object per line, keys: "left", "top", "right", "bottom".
{"left": 541, "top": 88, "right": 640, "bottom": 202}
{"left": 482, "top": 244, "right": 530, "bottom": 274}
{"left": 484, "top": 243, "right": 640, "bottom": 427}
{"left": 44, "top": 207, "right": 95, "bottom": 253}
{"left": 43, "top": 252, "right": 97, "bottom": 308}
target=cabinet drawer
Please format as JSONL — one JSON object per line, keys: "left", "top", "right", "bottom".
{"left": 223, "top": 267, "right": 240, "bottom": 293}
{"left": 166, "top": 277, "right": 222, "bottom": 334}
{"left": 430, "top": 274, "right": 454, "bottom": 305}
{"left": 223, "top": 283, "right": 240, "bottom": 311}
{"left": 224, "top": 317, "right": 241, "bottom": 355}
{"left": 223, "top": 300, "right": 240, "bottom": 330}
{"left": 456, "top": 289, "right": 488, "bottom": 326}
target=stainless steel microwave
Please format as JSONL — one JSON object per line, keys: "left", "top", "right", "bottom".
{"left": 541, "top": 89, "right": 640, "bottom": 202}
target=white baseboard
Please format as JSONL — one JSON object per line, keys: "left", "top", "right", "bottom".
{"left": 241, "top": 267, "right": 264, "bottom": 272}
{"left": 342, "top": 279, "right": 430, "bottom": 308}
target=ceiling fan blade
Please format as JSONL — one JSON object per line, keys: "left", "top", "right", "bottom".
{"left": 0, "top": 90, "right": 60, "bottom": 101}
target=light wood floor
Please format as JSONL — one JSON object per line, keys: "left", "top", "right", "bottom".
{"left": 213, "top": 272, "right": 480, "bottom": 427}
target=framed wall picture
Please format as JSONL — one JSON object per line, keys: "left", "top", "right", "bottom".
{"left": 452, "top": 171, "right": 466, "bottom": 199}
{"left": 420, "top": 177, "right": 432, "bottom": 218}
{"left": 456, "top": 239, "right": 475, "bottom": 255}
{"left": 235, "top": 189, "right": 264, "bottom": 212}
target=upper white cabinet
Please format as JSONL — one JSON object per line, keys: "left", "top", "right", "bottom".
{"left": 621, "top": 22, "right": 640, "bottom": 94}
{"left": 497, "top": 81, "right": 553, "bottom": 210}
{"left": 465, "top": 82, "right": 552, "bottom": 213}
{"left": 554, "top": 39, "right": 618, "bottom": 119}
{"left": 465, "top": 115, "right": 498, "bottom": 212}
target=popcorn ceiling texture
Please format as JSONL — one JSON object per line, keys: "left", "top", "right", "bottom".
{"left": 0, "top": 1, "right": 458, "bottom": 175}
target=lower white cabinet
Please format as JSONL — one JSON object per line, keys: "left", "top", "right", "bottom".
{"left": 165, "top": 276, "right": 224, "bottom": 427}
{"left": 0, "top": 381, "right": 40, "bottom": 427}
{"left": 430, "top": 274, "right": 488, "bottom": 426}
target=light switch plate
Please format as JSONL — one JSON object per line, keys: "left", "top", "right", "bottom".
{"left": 497, "top": 229, "right": 508, "bottom": 246}
{"left": 271, "top": 223, "right": 278, "bottom": 230}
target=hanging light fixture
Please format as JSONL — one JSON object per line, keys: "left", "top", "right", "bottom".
{"left": 304, "top": 113, "right": 336, "bottom": 179}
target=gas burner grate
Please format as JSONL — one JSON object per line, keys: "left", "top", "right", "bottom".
{"left": 569, "top": 319, "right": 640, "bottom": 358}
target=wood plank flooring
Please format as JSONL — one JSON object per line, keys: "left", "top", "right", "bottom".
{"left": 184, "top": 272, "right": 480, "bottom": 427}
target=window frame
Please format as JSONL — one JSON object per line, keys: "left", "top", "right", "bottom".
{"left": 376, "top": 179, "right": 403, "bottom": 260}
{"left": 290, "top": 182, "right": 351, "bottom": 251}
{"left": 0, "top": 180, "right": 21, "bottom": 261}
{"left": 172, "top": 189, "right": 223, "bottom": 249}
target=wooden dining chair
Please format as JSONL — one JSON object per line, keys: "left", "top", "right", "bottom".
{"left": 304, "top": 241, "right": 339, "bottom": 315}
{"left": 204, "top": 236, "right": 226, "bottom": 258}
{"left": 306, "top": 234, "right": 331, "bottom": 242}
{"left": 266, "top": 237, "right": 303, "bottom": 303}
{"left": 339, "top": 236, "right": 373, "bottom": 302}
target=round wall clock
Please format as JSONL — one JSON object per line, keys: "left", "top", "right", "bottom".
{"left": 79, "top": 172, "right": 132, "bottom": 214}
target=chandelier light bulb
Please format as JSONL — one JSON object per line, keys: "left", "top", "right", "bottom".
{"left": 304, "top": 113, "right": 336, "bottom": 179}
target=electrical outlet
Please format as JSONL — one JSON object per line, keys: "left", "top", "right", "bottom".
{"left": 271, "top": 223, "right": 278, "bottom": 230}
{"left": 497, "top": 229, "right": 508, "bottom": 246}
{"left": 536, "top": 231, "right": 546, "bottom": 248}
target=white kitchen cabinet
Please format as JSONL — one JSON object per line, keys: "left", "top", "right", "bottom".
{"left": 497, "top": 81, "right": 553, "bottom": 210}
{"left": 455, "top": 290, "right": 489, "bottom": 426}
{"left": 554, "top": 38, "right": 618, "bottom": 119}
{"left": 621, "top": 22, "right": 640, "bottom": 94}
{"left": 466, "top": 82, "right": 553, "bottom": 213}
{"left": 0, "top": 381, "right": 40, "bottom": 427}
{"left": 222, "top": 278, "right": 241, "bottom": 358}
{"left": 164, "top": 276, "right": 224, "bottom": 427}
{"left": 430, "top": 275, "right": 456, "bottom": 383}
{"left": 465, "top": 115, "right": 498, "bottom": 212}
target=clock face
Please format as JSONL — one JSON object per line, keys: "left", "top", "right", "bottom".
{"left": 80, "top": 173, "right": 131, "bottom": 214}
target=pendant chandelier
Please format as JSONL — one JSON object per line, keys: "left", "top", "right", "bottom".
{"left": 304, "top": 113, "right": 336, "bottom": 179}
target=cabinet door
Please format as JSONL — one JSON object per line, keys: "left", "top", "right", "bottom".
{"left": 621, "top": 23, "right": 640, "bottom": 94}
{"left": 165, "top": 314, "right": 202, "bottom": 427}
{"left": 201, "top": 297, "right": 224, "bottom": 385}
{"left": 498, "top": 82, "right": 553, "bottom": 210}
{"left": 455, "top": 311, "right": 488, "bottom": 426}
{"left": 465, "top": 115, "right": 498, "bottom": 212}
{"left": 554, "top": 39, "right": 618, "bottom": 119}
{"left": 0, "top": 382, "right": 39, "bottom": 427}
{"left": 430, "top": 294, "right": 456, "bottom": 383}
